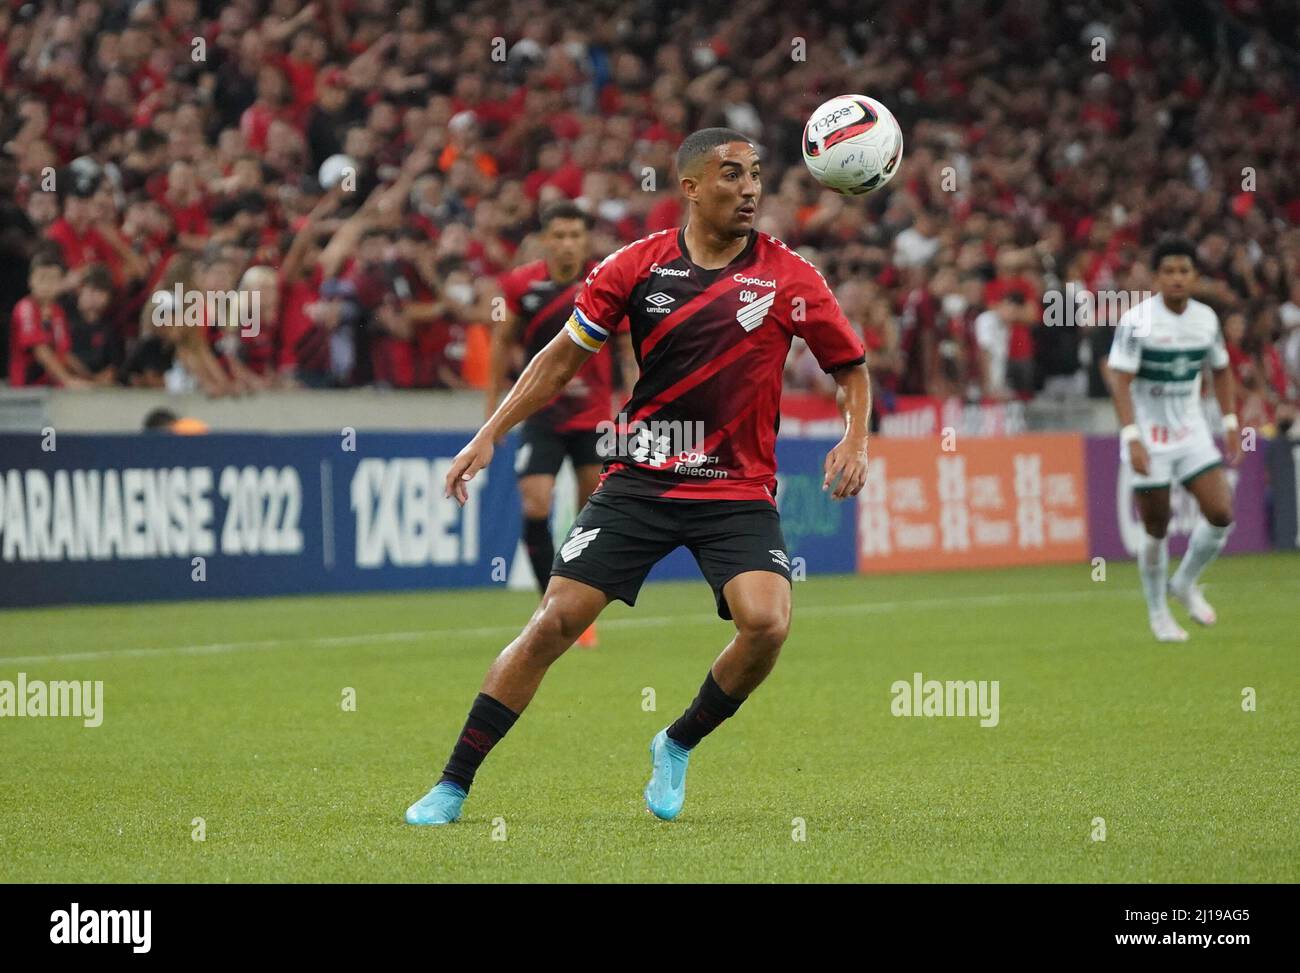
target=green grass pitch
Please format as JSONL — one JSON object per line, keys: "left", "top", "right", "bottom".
{"left": 1, "top": 552, "right": 1296, "bottom": 883}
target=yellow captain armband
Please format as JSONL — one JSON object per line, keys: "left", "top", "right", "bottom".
{"left": 565, "top": 308, "right": 609, "bottom": 353}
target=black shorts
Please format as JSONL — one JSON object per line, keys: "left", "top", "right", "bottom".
{"left": 549, "top": 491, "right": 792, "bottom": 620}
{"left": 515, "top": 422, "right": 605, "bottom": 479}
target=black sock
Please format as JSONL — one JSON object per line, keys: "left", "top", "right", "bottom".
{"left": 523, "top": 517, "right": 553, "bottom": 594}
{"left": 438, "top": 693, "right": 520, "bottom": 793}
{"left": 666, "top": 670, "right": 745, "bottom": 750}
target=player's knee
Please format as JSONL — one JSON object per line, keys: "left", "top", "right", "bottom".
{"left": 522, "top": 599, "right": 586, "bottom": 658}
{"left": 1204, "top": 507, "right": 1233, "bottom": 529}
{"left": 737, "top": 608, "right": 790, "bottom": 650}
{"left": 1142, "top": 513, "right": 1171, "bottom": 538}
{"left": 520, "top": 496, "right": 552, "bottom": 521}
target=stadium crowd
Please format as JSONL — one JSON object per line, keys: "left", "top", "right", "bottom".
{"left": 2, "top": 0, "right": 1299, "bottom": 436}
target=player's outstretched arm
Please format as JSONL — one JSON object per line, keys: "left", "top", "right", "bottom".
{"left": 823, "top": 362, "right": 872, "bottom": 500}
{"left": 443, "top": 330, "right": 591, "bottom": 504}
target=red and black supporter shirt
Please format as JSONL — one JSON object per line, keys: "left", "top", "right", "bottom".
{"left": 567, "top": 228, "right": 865, "bottom": 503}
{"left": 9, "top": 298, "right": 72, "bottom": 387}
{"left": 499, "top": 259, "right": 620, "bottom": 433}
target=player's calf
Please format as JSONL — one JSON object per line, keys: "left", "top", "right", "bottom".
{"left": 715, "top": 570, "right": 792, "bottom": 696}
{"left": 1169, "top": 469, "right": 1234, "bottom": 624}
{"left": 1133, "top": 490, "right": 1176, "bottom": 632}
{"left": 722, "top": 609, "right": 789, "bottom": 692}
{"left": 1169, "top": 518, "right": 1231, "bottom": 627}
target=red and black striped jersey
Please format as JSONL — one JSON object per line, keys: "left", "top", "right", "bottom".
{"left": 499, "top": 258, "right": 618, "bottom": 432}
{"left": 566, "top": 227, "right": 866, "bottom": 502}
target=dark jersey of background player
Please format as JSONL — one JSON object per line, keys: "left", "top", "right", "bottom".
{"left": 490, "top": 202, "right": 624, "bottom": 621}
{"left": 498, "top": 256, "right": 615, "bottom": 434}
{"left": 567, "top": 226, "right": 865, "bottom": 501}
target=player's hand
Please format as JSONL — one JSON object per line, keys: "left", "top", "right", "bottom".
{"left": 444, "top": 433, "right": 494, "bottom": 505}
{"left": 1128, "top": 440, "right": 1150, "bottom": 476}
{"left": 823, "top": 436, "right": 868, "bottom": 500}
{"left": 1223, "top": 429, "right": 1243, "bottom": 466}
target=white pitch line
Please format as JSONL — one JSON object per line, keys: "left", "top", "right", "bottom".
{"left": 0, "top": 588, "right": 1126, "bottom": 666}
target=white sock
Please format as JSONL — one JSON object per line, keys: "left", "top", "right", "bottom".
{"left": 1171, "top": 520, "right": 1230, "bottom": 592}
{"left": 1139, "top": 533, "right": 1169, "bottom": 616}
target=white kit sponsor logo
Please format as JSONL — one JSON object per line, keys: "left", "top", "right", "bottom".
{"left": 650, "top": 263, "right": 691, "bottom": 277}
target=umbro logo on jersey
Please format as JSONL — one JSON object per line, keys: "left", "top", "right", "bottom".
{"left": 770, "top": 549, "right": 789, "bottom": 568}
{"left": 522, "top": 294, "right": 541, "bottom": 310}
{"left": 559, "top": 527, "right": 601, "bottom": 562}
{"left": 646, "top": 292, "right": 675, "bottom": 314}
{"left": 737, "top": 290, "right": 776, "bottom": 332}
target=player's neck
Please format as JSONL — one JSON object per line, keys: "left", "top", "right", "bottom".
{"left": 682, "top": 221, "right": 749, "bottom": 270}
{"left": 1161, "top": 292, "right": 1189, "bottom": 314}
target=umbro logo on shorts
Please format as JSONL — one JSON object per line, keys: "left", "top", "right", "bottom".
{"left": 770, "top": 549, "right": 789, "bottom": 568}
{"left": 560, "top": 527, "right": 601, "bottom": 562}
{"left": 737, "top": 290, "right": 776, "bottom": 332}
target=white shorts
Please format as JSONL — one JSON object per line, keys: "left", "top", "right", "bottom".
{"left": 1122, "top": 432, "right": 1223, "bottom": 492}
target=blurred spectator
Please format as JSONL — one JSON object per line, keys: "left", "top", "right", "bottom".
{"left": 0, "top": 149, "right": 37, "bottom": 377}
{"left": 974, "top": 293, "right": 1030, "bottom": 401}
{"left": 9, "top": 250, "right": 86, "bottom": 388}
{"left": 60, "top": 263, "right": 121, "bottom": 384}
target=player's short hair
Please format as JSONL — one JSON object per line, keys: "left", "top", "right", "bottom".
{"left": 675, "top": 128, "right": 756, "bottom": 179}
{"left": 1151, "top": 236, "right": 1198, "bottom": 271}
{"left": 539, "top": 200, "right": 590, "bottom": 230}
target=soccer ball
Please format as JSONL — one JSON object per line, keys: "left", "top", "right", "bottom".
{"left": 802, "top": 94, "right": 904, "bottom": 196}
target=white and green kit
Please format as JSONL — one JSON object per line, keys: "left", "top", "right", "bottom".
{"left": 1107, "top": 293, "right": 1230, "bottom": 490}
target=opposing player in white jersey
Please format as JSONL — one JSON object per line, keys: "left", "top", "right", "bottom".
{"left": 1106, "top": 238, "right": 1240, "bottom": 642}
